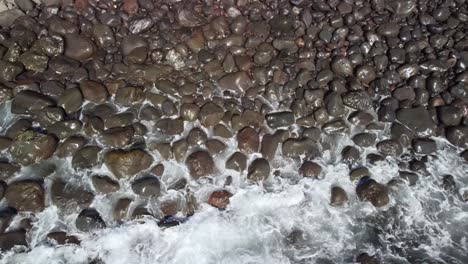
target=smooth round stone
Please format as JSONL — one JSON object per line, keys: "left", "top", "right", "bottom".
{"left": 5, "top": 180, "right": 45, "bottom": 212}
{"left": 247, "top": 158, "right": 270, "bottom": 182}
{"left": 331, "top": 56, "right": 353, "bottom": 76}
{"left": 237, "top": 126, "right": 259, "bottom": 154}
{"left": 92, "top": 24, "right": 115, "bottom": 48}
{"left": 64, "top": 34, "right": 96, "bottom": 61}
{"left": 9, "top": 130, "right": 58, "bottom": 166}
{"left": 376, "top": 23, "right": 400, "bottom": 37}
{"left": 208, "top": 190, "right": 232, "bottom": 209}
{"left": 356, "top": 177, "right": 390, "bottom": 207}
{"left": 132, "top": 176, "right": 161, "bottom": 198}
{"left": 80, "top": 80, "right": 109, "bottom": 104}
{"left": 330, "top": 186, "right": 348, "bottom": 206}
{"left": 299, "top": 161, "right": 322, "bottom": 178}
{"left": 185, "top": 151, "right": 216, "bottom": 179}
{"left": 75, "top": 208, "right": 106, "bottom": 232}
{"left": 92, "top": 175, "right": 120, "bottom": 194}
{"left": 225, "top": 152, "right": 247, "bottom": 172}
{"left": 104, "top": 149, "right": 154, "bottom": 179}
{"left": 412, "top": 138, "right": 437, "bottom": 154}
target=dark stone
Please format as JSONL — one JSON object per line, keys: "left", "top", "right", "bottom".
{"left": 75, "top": 208, "right": 106, "bottom": 232}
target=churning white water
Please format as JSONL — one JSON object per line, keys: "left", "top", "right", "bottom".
{"left": 1, "top": 102, "right": 468, "bottom": 264}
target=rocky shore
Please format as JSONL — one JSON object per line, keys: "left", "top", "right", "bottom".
{"left": 0, "top": 0, "right": 467, "bottom": 263}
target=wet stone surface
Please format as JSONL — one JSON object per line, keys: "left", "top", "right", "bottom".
{"left": 0, "top": 0, "right": 467, "bottom": 263}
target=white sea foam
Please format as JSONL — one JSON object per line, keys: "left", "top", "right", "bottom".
{"left": 1, "top": 102, "right": 468, "bottom": 264}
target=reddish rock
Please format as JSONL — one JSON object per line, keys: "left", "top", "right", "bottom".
{"left": 208, "top": 190, "right": 232, "bottom": 209}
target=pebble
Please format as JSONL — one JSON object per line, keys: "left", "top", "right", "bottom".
{"left": 5, "top": 180, "right": 45, "bottom": 212}
{"left": 132, "top": 176, "right": 161, "bottom": 198}
{"left": 330, "top": 187, "right": 348, "bottom": 206}
{"left": 247, "top": 158, "right": 270, "bottom": 182}
{"left": 104, "top": 149, "right": 153, "bottom": 179}
{"left": 185, "top": 151, "right": 215, "bottom": 179}
{"left": 75, "top": 208, "right": 106, "bottom": 232}
{"left": 208, "top": 190, "right": 232, "bottom": 209}
{"left": 356, "top": 177, "right": 390, "bottom": 207}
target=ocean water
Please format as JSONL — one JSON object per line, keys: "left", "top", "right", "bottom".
{"left": 1, "top": 102, "right": 468, "bottom": 264}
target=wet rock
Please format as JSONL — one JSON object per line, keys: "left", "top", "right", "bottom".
{"left": 101, "top": 126, "right": 134, "bottom": 148}
{"left": 80, "top": 80, "right": 109, "bottom": 103}
{"left": 72, "top": 146, "right": 102, "bottom": 170}
{"left": 438, "top": 106, "right": 463, "bottom": 126}
{"left": 342, "top": 146, "right": 360, "bottom": 164}
{"left": 391, "top": 123, "right": 415, "bottom": 147}
{"left": 11, "top": 90, "right": 54, "bottom": 115}
{"left": 208, "top": 190, "right": 232, "bottom": 209}
{"left": 55, "top": 136, "right": 86, "bottom": 158}
{"left": 187, "top": 127, "right": 207, "bottom": 147}
{"left": 352, "top": 133, "right": 376, "bottom": 147}
{"left": 282, "top": 138, "right": 319, "bottom": 158}
{"left": 213, "top": 124, "right": 232, "bottom": 138}
{"left": 331, "top": 56, "right": 353, "bottom": 76}
{"left": 155, "top": 117, "right": 184, "bottom": 136}
{"left": 350, "top": 167, "right": 370, "bottom": 182}
{"left": 9, "top": 130, "right": 57, "bottom": 166}
{"left": 0, "top": 162, "right": 20, "bottom": 180}
{"left": 5, "top": 180, "right": 44, "bottom": 212}
{"left": 75, "top": 208, "right": 106, "bottom": 232}
{"left": 57, "top": 88, "right": 83, "bottom": 114}
{"left": 342, "top": 91, "right": 372, "bottom": 111}
{"left": 132, "top": 176, "right": 161, "bottom": 198}
{"left": 377, "top": 139, "right": 403, "bottom": 157}
{"left": 237, "top": 126, "right": 259, "bottom": 154}
{"left": 445, "top": 126, "right": 468, "bottom": 148}
{"left": 330, "top": 187, "right": 348, "bottom": 206}
{"left": 115, "top": 87, "right": 144, "bottom": 107}
{"left": 261, "top": 134, "right": 279, "bottom": 161}
{"left": 113, "top": 198, "right": 132, "bottom": 222}
{"left": 247, "top": 158, "right": 270, "bottom": 182}
{"left": 64, "top": 34, "right": 96, "bottom": 61}
{"left": 218, "top": 72, "right": 253, "bottom": 96}
{"left": 104, "top": 149, "right": 153, "bottom": 179}
{"left": 225, "top": 152, "right": 247, "bottom": 172}
{"left": 48, "top": 120, "right": 82, "bottom": 140}
{"left": 185, "top": 151, "right": 215, "bottom": 179}
{"left": 206, "top": 139, "right": 225, "bottom": 155}
{"left": 396, "top": 106, "right": 436, "bottom": 137}
{"left": 325, "top": 92, "right": 345, "bottom": 117}
{"left": 265, "top": 111, "right": 295, "bottom": 128}
{"left": 92, "top": 24, "right": 115, "bottom": 48}
{"left": 412, "top": 138, "right": 437, "bottom": 154}
{"left": 91, "top": 175, "right": 119, "bottom": 194}
{"left": 399, "top": 171, "right": 419, "bottom": 186}
{"left": 377, "top": 23, "right": 400, "bottom": 37}
{"left": 356, "top": 65, "right": 376, "bottom": 84}
{"left": 18, "top": 52, "right": 48, "bottom": 72}
{"left": 46, "top": 232, "right": 80, "bottom": 245}
{"left": 299, "top": 161, "right": 321, "bottom": 178}
{"left": 356, "top": 253, "right": 380, "bottom": 264}
{"left": 442, "top": 175, "right": 456, "bottom": 191}
{"left": 0, "top": 60, "right": 23, "bottom": 82}
{"left": 50, "top": 180, "right": 94, "bottom": 211}
{"left": 0, "top": 206, "right": 16, "bottom": 233}
{"left": 356, "top": 177, "right": 390, "bottom": 207}
{"left": 0, "top": 229, "right": 27, "bottom": 251}
{"left": 199, "top": 102, "right": 224, "bottom": 127}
